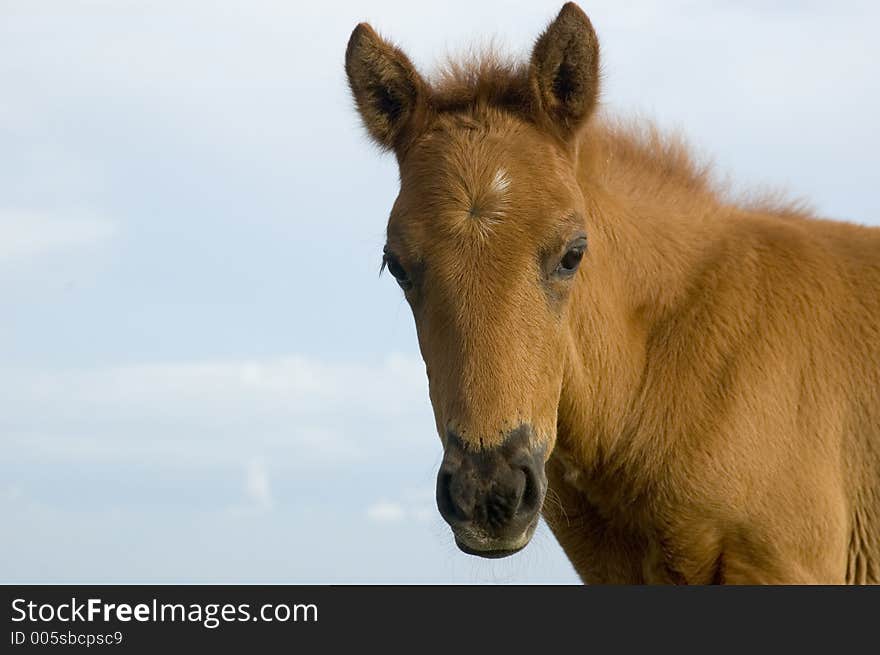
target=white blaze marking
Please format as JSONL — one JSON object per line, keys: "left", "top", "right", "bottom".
{"left": 489, "top": 168, "right": 511, "bottom": 196}
{"left": 460, "top": 166, "right": 511, "bottom": 235}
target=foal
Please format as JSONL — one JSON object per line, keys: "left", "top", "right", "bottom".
{"left": 345, "top": 3, "right": 880, "bottom": 583}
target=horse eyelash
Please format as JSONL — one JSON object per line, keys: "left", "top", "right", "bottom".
{"left": 380, "top": 246, "right": 393, "bottom": 277}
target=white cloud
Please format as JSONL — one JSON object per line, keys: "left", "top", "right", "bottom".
{"left": 365, "top": 501, "right": 406, "bottom": 523}
{"left": 2, "top": 485, "right": 24, "bottom": 503}
{"left": 0, "top": 210, "right": 115, "bottom": 261}
{"left": 244, "top": 457, "right": 273, "bottom": 511}
{"left": 1, "top": 353, "right": 433, "bottom": 469}
{"left": 6, "top": 353, "right": 427, "bottom": 424}
{"left": 365, "top": 489, "right": 436, "bottom": 524}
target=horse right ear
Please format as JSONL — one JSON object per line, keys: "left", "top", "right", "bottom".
{"left": 345, "top": 23, "right": 427, "bottom": 153}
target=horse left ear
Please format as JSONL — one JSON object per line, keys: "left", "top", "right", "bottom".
{"left": 529, "top": 3, "right": 600, "bottom": 141}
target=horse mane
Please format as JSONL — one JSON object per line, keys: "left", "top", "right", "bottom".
{"left": 593, "top": 117, "right": 813, "bottom": 219}
{"left": 427, "top": 48, "right": 532, "bottom": 115}
{"left": 423, "top": 49, "right": 812, "bottom": 220}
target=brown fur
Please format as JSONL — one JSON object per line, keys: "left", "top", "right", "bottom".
{"left": 346, "top": 3, "right": 880, "bottom": 583}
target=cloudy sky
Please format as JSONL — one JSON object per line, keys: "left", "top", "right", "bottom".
{"left": 2, "top": 1, "right": 877, "bottom": 583}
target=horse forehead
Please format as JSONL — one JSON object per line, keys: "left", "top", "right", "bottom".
{"left": 457, "top": 163, "right": 512, "bottom": 220}
{"left": 393, "top": 124, "right": 565, "bottom": 253}
{"left": 406, "top": 149, "right": 532, "bottom": 227}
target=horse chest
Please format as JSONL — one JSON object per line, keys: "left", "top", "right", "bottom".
{"left": 547, "top": 447, "right": 717, "bottom": 583}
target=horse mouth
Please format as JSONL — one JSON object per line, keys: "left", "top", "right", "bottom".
{"left": 454, "top": 538, "right": 527, "bottom": 559}
{"left": 451, "top": 516, "right": 538, "bottom": 559}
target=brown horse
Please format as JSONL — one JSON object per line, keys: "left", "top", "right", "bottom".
{"left": 345, "top": 3, "right": 880, "bottom": 583}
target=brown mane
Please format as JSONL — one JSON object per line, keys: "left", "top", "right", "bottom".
{"left": 428, "top": 51, "right": 532, "bottom": 115}
{"left": 425, "top": 50, "right": 810, "bottom": 220}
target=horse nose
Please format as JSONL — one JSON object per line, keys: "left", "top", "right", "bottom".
{"left": 436, "top": 426, "right": 546, "bottom": 542}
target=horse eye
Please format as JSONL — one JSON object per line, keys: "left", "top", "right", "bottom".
{"left": 556, "top": 238, "right": 587, "bottom": 277}
{"left": 382, "top": 250, "right": 412, "bottom": 290}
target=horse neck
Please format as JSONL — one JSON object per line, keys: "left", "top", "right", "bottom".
{"left": 557, "top": 124, "right": 730, "bottom": 482}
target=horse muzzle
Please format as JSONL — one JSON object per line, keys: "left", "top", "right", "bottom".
{"left": 435, "top": 425, "right": 547, "bottom": 558}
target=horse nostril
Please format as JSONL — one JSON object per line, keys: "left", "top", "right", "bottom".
{"left": 437, "top": 469, "right": 473, "bottom": 524}
{"left": 520, "top": 464, "right": 541, "bottom": 513}
{"left": 436, "top": 471, "right": 455, "bottom": 521}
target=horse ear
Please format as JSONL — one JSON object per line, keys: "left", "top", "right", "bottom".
{"left": 529, "top": 3, "right": 600, "bottom": 140}
{"left": 345, "top": 23, "right": 427, "bottom": 153}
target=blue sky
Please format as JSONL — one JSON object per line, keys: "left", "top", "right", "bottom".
{"left": 1, "top": 1, "right": 877, "bottom": 583}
